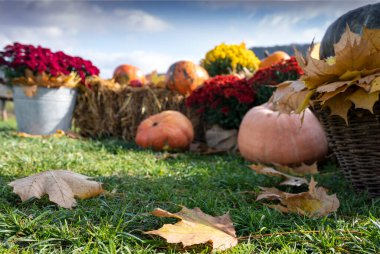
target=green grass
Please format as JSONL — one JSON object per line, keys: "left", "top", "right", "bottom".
{"left": 0, "top": 119, "right": 379, "bottom": 253}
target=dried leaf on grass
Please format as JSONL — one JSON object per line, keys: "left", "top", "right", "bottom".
{"left": 156, "top": 152, "right": 181, "bottom": 160}
{"left": 249, "top": 164, "right": 308, "bottom": 187}
{"left": 189, "top": 142, "right": 227, "bottom": 155}
{"left": 8, "top": 170, "right": 103, "bottom": 209}
{"left": 257, "top": 178, "right": 339, "bottom": 218}
{"left": 145, "top": 207, "right": 238, "bottom": 251}
{"left": 15, "top": 130, "right": 81, "bottom": 139}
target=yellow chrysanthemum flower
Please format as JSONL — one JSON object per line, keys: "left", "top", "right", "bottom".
{"left": 201, "top": 42, "right": 261, "bottom": 77}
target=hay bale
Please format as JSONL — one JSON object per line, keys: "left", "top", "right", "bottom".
{"left": 73, "top": 77, "right": 204, "bottom": 141}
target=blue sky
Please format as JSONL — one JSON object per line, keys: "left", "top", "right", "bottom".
{"left": 0, "top": 0, "right": 377, "bottom": 78}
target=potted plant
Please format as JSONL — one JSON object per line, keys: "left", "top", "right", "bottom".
{"left": 186, "top": 75, "right": 256, "bottom": 150}
{"left": 0, "top": 43, "right": 99, "bottom": 134}
{"left": 201, "top": 43, "right": 261, "bottom": 77}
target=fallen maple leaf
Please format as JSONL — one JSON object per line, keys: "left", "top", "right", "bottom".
{"left": 257, "top": 178, "right": 339, "bottom": 218}
{"left": 189, "top": 142, "right": 226, "bottom": 155}
{"left": 8, "top": 170, "right": 103, "bottom": 209}
{"left": 145, "top": 207, "right": 238, "bottom": 251}
{"left": 249, "top": 164, "right": 308, "bottom": 187}
{"left": 155, "top": 152, "right": 181, "bottom": 160}
{"left": 15, "top": 130, "right": 80, "bottom": 139}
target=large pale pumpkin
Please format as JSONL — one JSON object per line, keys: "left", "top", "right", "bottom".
{"left": 166, "top": 61, "right": 209, "bottom": 96}
{"left": 238, "top": 103, "right": 328, "bottom": 165}
{"left": 113, "top": 64, "right": 146, "bottom": 86}
{"left": 259, "top": 51, "right": 290, "bottom": 69}
{"left": 135, "top": 110, "right": 194, "bottom": 150}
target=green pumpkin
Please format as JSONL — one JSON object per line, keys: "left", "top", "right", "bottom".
{"left": 320, "top": 3, "right": 380, "bottom": 59}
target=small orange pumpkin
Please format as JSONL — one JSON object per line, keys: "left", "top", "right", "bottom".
{"left": 135, "top": 110, "right": 194, "bottom": 150}
{"left": 113, "top": 64, "right": 146, "bottom": 86}
{"left": 238, "top": 103, "right": 328, "bottom": 165}
{"left": 166, "top": 61, "right": 209, "bottom": 96}
{"left": 259, "top": 51, "right": 291, "bottom": 69}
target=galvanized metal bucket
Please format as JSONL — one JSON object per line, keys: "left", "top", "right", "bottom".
{"left": 13, "top": 86, "right": 77, "bottom": 135}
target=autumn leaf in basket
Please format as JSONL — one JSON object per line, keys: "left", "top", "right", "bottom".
{"left": 272, "top": 26, "right": 380, "bottom": 123}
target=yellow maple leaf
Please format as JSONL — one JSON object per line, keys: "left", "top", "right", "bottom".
{"left": 363, "top": 27, "right": 380, "bottom": 51}
{"left": 339, "top": 70, "right": 361, "bottom": 81}
{"left": 145, "top": 207, "right": 238, "bottom": 251}
{"left": 296, "top": 27, "right": 380, "bottom": 115}
{"left": 369, "top": 76, "right": 380, "bottom": 93}
{"left": 347, "top": 89, "right": 380, "bottom": 113}
{"left": 323, "top": 92, "right": 353, "bottom": 124}
{"left": 316, "top": 81, "right": 349, "bottom": 93}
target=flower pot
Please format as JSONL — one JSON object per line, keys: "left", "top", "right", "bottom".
{"left": 13, "top": 86, "right": 77, "bottom": 135}
{"left": 205, "top": 124, "right": 238, "bottom": 151}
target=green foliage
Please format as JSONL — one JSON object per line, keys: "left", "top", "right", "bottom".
{"left": 0, "top": 119, "right": 379, "bottom": 253}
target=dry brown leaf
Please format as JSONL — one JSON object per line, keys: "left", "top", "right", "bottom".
{"left": 294, "top": 27, "right": 380, "bottom": 122}
{"left": 318, "top": 84, "right": 350, "bottom": 104}
{"left": 316, "top": 81, "right": 349, "bottom": 93}
{"left": 323, "top": 92, "right": 353, "bottom": 124}
{"left": 21, "top": 85, "right": 38, "bottom": 97}
{"left": 189, "top": 142, "right": 226, "bottom": 155}
{"left": 271, "top": 80, "right": 311, "bottom": 114}
{"left": 369, "top": 76, "right": 380, "bottom": 93}
{"left": 347, "top": 89, "right": 380, "bottom": 113}
{"left": 292, "top": 163, "right": 319, "bottom": 175}
{"left": 15, "top": 130, "right": 79, "bottom": 139}
{"left": 8, "top": 170, "right": 103, "bottom": 209}
{"left": 257, "top": 178, "right": 340, "bottom": 218}
{"left": 271, "top": 162, "right": 319, "bottom": 176}
{"left": 145, "top": 207, "right": 238, "bottom": 251}
{"left": 156, "top": 152, "right": 181, "bottom": 160}
{"left": 333, "top": 25, "right": 362, "bottom": 53}
{"left": 249, "top": 164, "right": 308, "bottom": 187}
{"left": 363, "top": 27, "right": 380, "bottom": 51}
{"left": 334, "top": 28, "right": 373, "bottom": 72}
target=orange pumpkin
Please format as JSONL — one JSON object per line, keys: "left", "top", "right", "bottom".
{"left": 259, "top": 51, "right": 291, "bottom": 69}
{"left": 166, "top": 61, "right": 209, "bottom": 96}
{"left": 113, "top": 64, "right": 146, "bottom": 86}
{"left": 238, "top": 103, "right": 328, "bottom": 165}
{"left": 135, "top": 110, "right": 194, "bottom": 150}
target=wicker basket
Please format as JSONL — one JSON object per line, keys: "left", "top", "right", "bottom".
{"left": 315, "top": 102, "right": 380, "bottom": 197}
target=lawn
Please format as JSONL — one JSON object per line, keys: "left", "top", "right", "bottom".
{"left": 0, "top": 119, "right": 379, "bottom": 253}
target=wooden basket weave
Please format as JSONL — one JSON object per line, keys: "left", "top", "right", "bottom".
{"left": 315, "top": 102, "right": 380, "bottom": 197}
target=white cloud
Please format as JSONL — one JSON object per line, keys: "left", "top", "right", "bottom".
{"left": 114, "top": 9, "right": 171, "bottom": 32}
